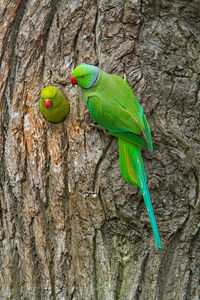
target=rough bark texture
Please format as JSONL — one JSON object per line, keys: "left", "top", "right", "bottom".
{"left": 0, "top": 0, "right": 200, "bottom": 299}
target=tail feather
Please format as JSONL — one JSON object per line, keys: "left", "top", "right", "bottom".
{"left": 119, "top": 139, "right": 162, "bottom": 248}
{"left": 119, "top": 140, "right": 139, "bottom": 186}
{"left": 142, "top": 114, "right": 153, "bottom": 152}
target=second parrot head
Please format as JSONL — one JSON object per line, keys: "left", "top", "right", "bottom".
{"left": 71, "top": 64, "right": 99, "bottom": 89}
{"left": 40, "top": 86, "right": 59, "bottom": 109}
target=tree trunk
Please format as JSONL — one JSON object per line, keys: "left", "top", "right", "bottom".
{"left": 0, "top": 0, "right": 200, "bottom": 299}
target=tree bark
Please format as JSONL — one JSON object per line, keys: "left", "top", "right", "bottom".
{"left": 0, "top": 0, "right": 200, "bottom": 299}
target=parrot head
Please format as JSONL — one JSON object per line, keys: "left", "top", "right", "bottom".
{"left": 71, "top": 64, "right": 99, "bottom": 89}
{"left": 39, "top": 86, "right": 70, "bottom": 123}
{"left": 40, "top": 86, "right": 59, "bottom": 109}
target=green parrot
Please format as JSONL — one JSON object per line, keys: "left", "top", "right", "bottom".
{"left": 71, "top": 64, "right": 162, "bottom": 248}
{"left": 39, "top": 86, "right": 69, "bottom": 123}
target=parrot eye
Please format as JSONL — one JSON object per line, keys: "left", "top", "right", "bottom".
{"left": 81, "top": 75, "right": 85, "bottom": 78}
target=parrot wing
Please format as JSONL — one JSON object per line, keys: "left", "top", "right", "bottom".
{"left": 109, "top": 74, "right": 144, "bottom": 128}
{"left": 87, "top": 95, "right": 141, "bottom": 134}
{"left": 109, "top": 74, "right": 153, "bottom": 151}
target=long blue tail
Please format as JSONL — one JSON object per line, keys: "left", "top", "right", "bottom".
{"left": 119, "top": 139, "right": 162, "bottom": 248}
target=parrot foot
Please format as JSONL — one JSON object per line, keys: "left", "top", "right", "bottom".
{"left": 62, "top": 143, "right": 68, "bottom": 154}
{"left": 123, "top": 73, "right": 127, "bottom": 81}
{"left": 90, "top": 123, "right": 110, "bottom": 135}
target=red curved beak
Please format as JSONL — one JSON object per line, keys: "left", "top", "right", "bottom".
{"left": 71, "top": 76, "right": 77, "bottom": 85}
{"left": 44, "top": 99, "right": 52, "bottom": 109}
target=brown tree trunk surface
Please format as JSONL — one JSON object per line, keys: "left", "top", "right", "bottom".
{"left": 0, "top": 0, "right": 200, "bottom": 299}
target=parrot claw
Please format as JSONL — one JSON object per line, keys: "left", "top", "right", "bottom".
{"left": 123, "top": 73, "right": 127, "bottom": 81}
{"left": 90, "top": 123, "right": 110, "bottom": 135}
{"left": 62, "top": 143, "right": 68, "bottom": 154}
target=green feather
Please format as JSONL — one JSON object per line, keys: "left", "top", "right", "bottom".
{"left": 111, "top": 131, "right": 158, "bottom": 150}
{"left": 111, "top": 131, "right": 149, "bottom": 148}
{"left": 39, "top": 86, "right": 69, "bottom": 123}
{"left": 72, "top": 64, "right": 162, "bottom": 248}
{"left": 142, "top": 114, "right": 153, "bottom": 152}
{"left": 119, "top": 140, "right": 162, "bottom": 248}
{"left": 119, "top": 139, "right": 139, "bottom": 187}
